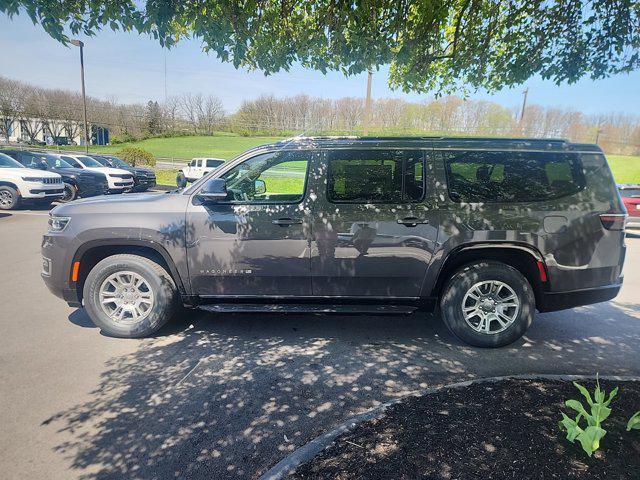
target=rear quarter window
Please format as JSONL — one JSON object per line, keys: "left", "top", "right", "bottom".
{"left": 443, "top": 150, "right": 585, "bottom": 203}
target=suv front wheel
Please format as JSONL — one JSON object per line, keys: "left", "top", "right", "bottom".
{"left": 440, "top": 261, "right": 535, "bottom": 348}
{"left": 83, "top": 254, "right": 178, "bottom": 338}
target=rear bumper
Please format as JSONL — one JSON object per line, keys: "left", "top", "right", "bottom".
{"left": 537, "top": 281, "right": 622, "bottom": 312}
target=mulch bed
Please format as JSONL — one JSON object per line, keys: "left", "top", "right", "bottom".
{"left": 292, "top": 378, "right": 640, "bottom": 479}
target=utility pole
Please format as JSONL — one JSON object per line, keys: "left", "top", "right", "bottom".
{"left": 363, "top": 71, "right": 373, "bottom": 136}
{"left": 519, "top": 87, "right": 529, "bottom": 133}
{"left": 164, "top": 48, "right": 168, "bottom": 105}
{"left": 70, "top": 39, "right": 89, "bottom": 153}
{"left": 595, "top": 128, "right": 603, "bottom": 145}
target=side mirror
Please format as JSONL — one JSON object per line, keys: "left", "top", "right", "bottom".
{"left": 255, "top": 179, "right": 266, "bottom": 195}
{"left": 197, "top": 178, "right": 228, "bottom": 202}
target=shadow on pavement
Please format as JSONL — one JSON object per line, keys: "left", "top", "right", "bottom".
{"left": 47, "top": 301, "right": 640, "bottom": 479}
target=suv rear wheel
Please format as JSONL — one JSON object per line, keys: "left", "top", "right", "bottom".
{"left": 83, "top": 254, "right": 178, "bottom": 338}
{"left": 440, "top": 261, "right": 535, "bottom": 348}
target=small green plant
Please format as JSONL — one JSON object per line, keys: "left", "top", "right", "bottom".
{"left": 627, "top": 411, "right": 640, "bottom": 431}
{"left": 559, "top": 380, "right": 618, "bottom": 457}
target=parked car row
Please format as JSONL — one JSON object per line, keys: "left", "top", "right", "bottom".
{"left": 0, "top": 149, "right": 156, "bottom": 209}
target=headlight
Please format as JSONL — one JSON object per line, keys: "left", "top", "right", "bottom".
{"left": 48, "top": 216, "right": 70, "bottom": 232}
{"left": 22, "top": 177, "right": 44, "bottom": 182}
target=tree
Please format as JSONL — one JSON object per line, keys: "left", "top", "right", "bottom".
{"left": 2, "top": 1, "right": 639, "bottom": 94}
{"left": 144, "top": 100, "right": 162, "bottom": 135}
{"left": 0, "top": 77, "right": 25, "bottom": 142}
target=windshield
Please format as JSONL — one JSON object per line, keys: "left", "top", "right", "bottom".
{"left": 37, "top": 153, "right": 74, "bottom": 169}
{"left": 105, "top": 156, "right": 130, "bottom": 168}
{"left": 91, "top": 156, "right": 110, "bottom": 166}
{"left": 77, "top": 155, "right": 103, "bottom": 167}
{"left": 0, "top": 152, "right": 24, "bottom": 168}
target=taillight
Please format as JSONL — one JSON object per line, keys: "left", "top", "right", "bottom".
{"left": 599, "top": 213, "right": 627, "bottom": 231}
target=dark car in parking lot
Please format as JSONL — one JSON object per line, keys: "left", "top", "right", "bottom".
{"left": 91, "top": 155, "right": 156, "bottom": 192}
{"left": 0, "top": 149, "right": 109, "bottom": 202}
{"left": 42, "top": 136, "right": 626, "bottom": 348}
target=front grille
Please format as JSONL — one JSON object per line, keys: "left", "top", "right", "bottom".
{"left": 114, "top": 182, "right": 133, "bottom": 187}
{"left": 43, "top": 177, "right": 62, "bottom": 184}
{"left": 30, "top": 188, "right": 64, "bottom": 194}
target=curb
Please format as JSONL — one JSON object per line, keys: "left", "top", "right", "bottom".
{"left": 258, "top": 373, "right": 640, "bottom": 480}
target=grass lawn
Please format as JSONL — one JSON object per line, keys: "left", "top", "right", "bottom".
{"left": 84, "top": 134, "right": 285, "bottom": 160}
{"left": 606, "top": 155, "right": 640, "bottom": 183}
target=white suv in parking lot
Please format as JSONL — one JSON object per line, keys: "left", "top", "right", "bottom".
{"left": 0, "top": 152, "right": 63, "bottom": 209}
{"left": 52, "top": 153, "right": 135, "bottom": 193}
{"left": 176, "top": 157, "right": 225, "bottom": 187}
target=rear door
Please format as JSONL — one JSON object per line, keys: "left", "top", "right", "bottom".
{"left": 311, "top": 148, "right": 439, "bottom": 298}
{"left": 186, "top": 149, "right": 315, "bottom": 296}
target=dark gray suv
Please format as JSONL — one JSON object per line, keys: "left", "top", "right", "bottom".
{"left": 41, "top": 137, "right": 627, "bottom": 347}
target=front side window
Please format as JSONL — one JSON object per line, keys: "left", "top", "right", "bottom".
{"left": 220, "top": 151, "right": 309, "bottom": 203}
{"left": 327, "top": 149, "right": 425, "bottom": 203}
{"left": 444, "top": 151, "right": 585, "bottom": 203}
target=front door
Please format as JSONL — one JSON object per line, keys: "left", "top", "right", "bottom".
{"left": 186, "top": 150, "right": 314, "bottom": 297}
{"left": 311, "top": 148, "right": 439, "bottom": 298}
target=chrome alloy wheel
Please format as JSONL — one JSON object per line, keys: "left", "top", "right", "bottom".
{"left": 461, "top": 280, "right": 520, "bottom": 335}
{"left": 0, "top": 190, "right": 13, "bottom": 207}
{"left": 98, "top": 271, "right": 154, "bottom": 324}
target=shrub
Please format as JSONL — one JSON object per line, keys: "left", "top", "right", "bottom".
{"left": 116, "top": 147, "right": 156, "bottom": 167}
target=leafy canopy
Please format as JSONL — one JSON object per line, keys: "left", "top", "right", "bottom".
{"left": 2, "top": 1, "right": 639, "bottom": 93}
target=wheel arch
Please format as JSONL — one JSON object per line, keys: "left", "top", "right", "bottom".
{"left": 72, "top": 240, "right": 187, "bottom": 303}
{"left": 0, "top": 180, "right": 19, "bottom": 190}
{"left": 430, "top": 243, "right": 547, "bottom": 308}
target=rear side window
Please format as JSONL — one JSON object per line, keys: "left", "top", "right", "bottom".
{"left": 327, "top": 149, "right": 425, "bottom": 203}
{"left": 443, "top": 151, "right": 585, "bottom": 202}
{"left": 206, "top": 159, "right": 223, "bottom": 168}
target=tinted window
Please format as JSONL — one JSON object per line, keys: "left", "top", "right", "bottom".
{"left": 327, "top": 149, "right": 425, "bottom": 203}
{"left": 206, "top": 159, "right": 224, "bottom": 168}
{"left": 443, "top": 151, "right": 585, "bottom": 202}
{"left": 221, "top": 151, "right": 308, "bottom": 203}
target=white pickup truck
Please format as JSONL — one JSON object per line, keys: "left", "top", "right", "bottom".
{"left": 0, "top": 152, "right": 64, "bottom": 209}
{"left": 176, "top": 157, "right": 225, "bottom": 187}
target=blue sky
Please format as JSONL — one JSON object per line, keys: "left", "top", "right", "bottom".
{"left": 1, "top": 12, "right": 639, "bottom": 115}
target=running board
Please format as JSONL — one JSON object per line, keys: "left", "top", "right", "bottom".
{"left": 197, "top": 303, "right": 418, "bottom": 315}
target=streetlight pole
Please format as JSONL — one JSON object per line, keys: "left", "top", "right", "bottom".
{"left": 70, "top": 39, "right": 89, "bottom": 153}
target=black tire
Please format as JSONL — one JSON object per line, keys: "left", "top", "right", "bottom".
{"left": 0, "top": 185, "right": 20, "bottom": 210}
{"left": 60, "top": 183, "right": 77, "bottom": 203}
{"left": 440, "top": 261, "right": 535, "bottom": 348}
{"left": 83, "top": 254, "right": 178, "bottom": 338}
{"left": 176, "top": 171, "right": 187, "bottom": 188}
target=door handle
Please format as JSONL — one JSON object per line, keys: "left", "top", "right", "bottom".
{"left": 272, "top": 218, "right": 303, "bottom": 226}
{"left": 397, "top": 217, "right": 429, "bottom": 227}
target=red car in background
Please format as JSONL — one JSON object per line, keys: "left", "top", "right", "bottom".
{"left": 619, "top": 184, "right": 640, "bottom": 226}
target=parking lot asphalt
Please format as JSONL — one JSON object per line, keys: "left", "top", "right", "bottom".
{"left": 1, "top": 208, "right": 639, "bottom": 480}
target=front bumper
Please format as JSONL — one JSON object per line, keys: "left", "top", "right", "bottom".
{"left": 41, "top": 233, "right": 82, "bottom": 307}
{"left": 537, "top": 281, "right": 622, "bottom": 312}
